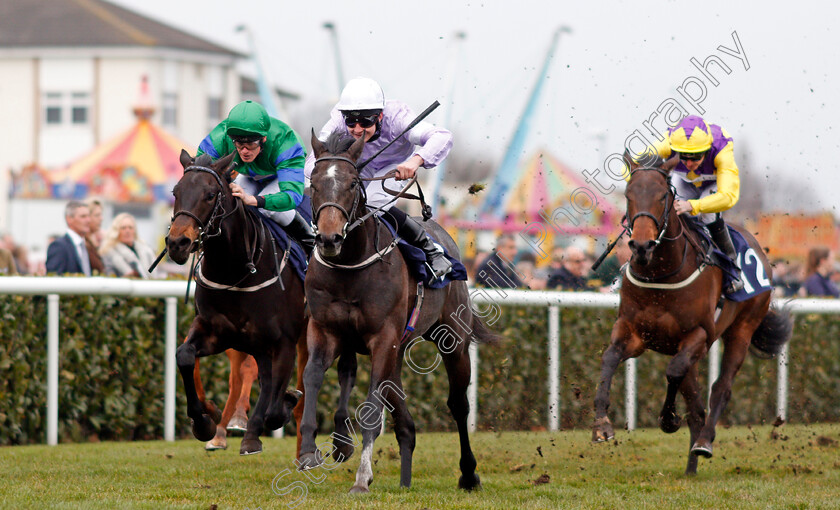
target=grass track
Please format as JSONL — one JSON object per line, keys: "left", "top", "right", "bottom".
{"left": 1, "top": 423, "right": 838, "bottom": 509}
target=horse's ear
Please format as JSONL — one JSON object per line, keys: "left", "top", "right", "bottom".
{"left": 179, "top": 149, "right": 193, "bottom": 171}
{"left": 622, "top": 150, "right": 640, "bottom": 172}
{"left": 223, "top": 161, "right": 239, "bottom": 183}
{"left": 215, "top": 152, "right": 237, "bottom": 178}
{"left": 346, "top": 132, "right": 365, "bottom": 163}
{"left": 663, "top": 154, "right": 680, "bottom": 172}
{"left": 311, "top": 129, "right": 326, "bottom": 158}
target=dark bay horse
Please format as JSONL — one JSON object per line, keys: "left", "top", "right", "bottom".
{"left": 592, "top": 156, "right": 793, "bottom": 475}
{"left": 168, "top": 150, "right": 306, "bottom": 455}
{"left": 296, "top": 133, "right": 499, "bottom": 493}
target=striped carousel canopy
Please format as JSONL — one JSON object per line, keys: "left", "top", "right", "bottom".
{"left": 51, "top": 116, "right": 194, "bottom": 203}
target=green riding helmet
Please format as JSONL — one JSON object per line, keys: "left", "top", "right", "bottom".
{"left": 225, "top": 100, "right": 270, "bottom": 141}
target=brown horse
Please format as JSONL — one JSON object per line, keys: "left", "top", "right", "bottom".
{"left": 168, "top": 150, "right": 306, "bottom": 455}
{"left": 296, "top": 132, "right": 499, "bottom": 493}
{"left": 193, "top": 349, "right": 258, "bottom": 450}
{"left": 592, "top": 156, "right": 792, "bottom": 475}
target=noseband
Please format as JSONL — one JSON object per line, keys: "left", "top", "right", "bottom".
{"left": 626, "top": 167, "right": 675, "bottom": 247}
{"left": 311, "top": 156, "right": 369, "bottom": 239}
{"left": 173, "top": 165, "right": 239, "bottom": 246}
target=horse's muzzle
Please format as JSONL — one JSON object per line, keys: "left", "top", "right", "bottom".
{"left": 167, "top": 235, "right": 196, "bottom": 264}
{"left": 628, "top": 239, "right": 656, "bottom": 266}
{"left": 315, "top": 232, "right": 343, "bottom": 258}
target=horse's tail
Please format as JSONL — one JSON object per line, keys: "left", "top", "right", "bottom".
{"left": 469, "top": 309, "right": 503, "bottom": 346}
{"left": 749, "top": 302, "right": 793, "bottom": 359}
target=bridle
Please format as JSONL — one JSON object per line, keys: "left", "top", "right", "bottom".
{"left": 310, "top": 156, "right": 369, "bottom": 240}
{"left": 624, "top": 166, "right": 709, "bottom": 284}
{"left": 173, "top": 164, "right": 267, "bottom": 284}
{"left": 625, "top": 167, "right": 675, "bottom": 248}
{"left": 173, "top": 165, "right": 240, "bottom": 247}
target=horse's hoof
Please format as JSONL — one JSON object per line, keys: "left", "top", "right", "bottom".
{"left": 239, "top": 438, "right": 263, "bottom": 456}
{"left": 227, "top": 414, "right": 248, "bottom": 433}
{"left": 592, "top": 418, "right": 615, "bottom": 443}
{"left": 331, "top": 441, "right": 355, "bottom": 463}
{"left": 691, "top": 441, "right": 713, "bottom": 458}
{"left": 205, "top": 436, "right": 227, "bottom": 451}
{"left": 458, "top": 473, "right": 482, "bottom": 491}
{"left": 659, "top": 412, "right": 682, "bottom": 434}
{"left": 191, "top": 416, "right": 217, "bottom": 442}
{"left": 285, "top": 389, "right": 303, "bottom": 407}
{"left": 297, "top": 451, "right": 323, "bottom": 471}
{"left": 348, "top": 485, "right": 370, "bottom": 494}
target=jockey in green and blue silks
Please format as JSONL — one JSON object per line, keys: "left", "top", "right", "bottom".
{"left": 649, "top": 115, "right": 743, "bottom": 293}
{"left": 197, "top": 100, "right": 314, "bottom": 254}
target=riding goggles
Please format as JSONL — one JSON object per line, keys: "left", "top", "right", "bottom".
{"left": 343, "top": 114, "right": 379, "bottom": 129}
{"left": 676, "top": 151, "right": 706, "bottom": 162}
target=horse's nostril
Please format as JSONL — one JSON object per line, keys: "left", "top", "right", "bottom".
{"left": 330, "top": 234, "right": 343, "bottom": 246}
{"left": 315, "top": 233, "right": 324, "bottom": 245}
{"left": 176, "top": 237, "right": 192, "bottom": 250}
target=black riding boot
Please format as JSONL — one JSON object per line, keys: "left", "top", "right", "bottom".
{"left": 284, "top": 211, "right": 316, "bottom": 256}
{"left": 388, "top": 211, "right": 452, "bottom": 281}
{"left": 708, "top": 218, "right": 743, "bottom": 294}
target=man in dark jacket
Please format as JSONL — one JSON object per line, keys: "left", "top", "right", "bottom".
{"left": 475, "top": 234, "right": 524, "bottom": 289}
{"left": 45, "top": 201, "right": 92, "bottom": 276}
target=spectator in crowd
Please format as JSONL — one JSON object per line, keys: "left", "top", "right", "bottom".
{"left": 516, "top": 251, "right": 547, "bottom": 290}
{"left": 771, "top": 258, "right": 801, "bottom": 298}
{"left": 45, "top": 201, "right": 92, "bottom": 276}
{"left": 85, "top": 198, "right": 106, "bottom": 274}
{"left": 11, "top": 244, "right": 30, "bottom": 275}
{"left": 0, "top": 245, "right": 16, "bottom": 275}
{"left": 100, "top": 213, "right": 163, "bottom": 279}
{"left": 546, "top": 245, "right": 588, "bottom": 290}
{"left": 800, "top": 246, "right": 839, "bottom": 298}
{"left": 475, "top": 234, "right": 524, "bottom": 289}
{"left": 590, "top": 236, "right": 632, "bottom": 291}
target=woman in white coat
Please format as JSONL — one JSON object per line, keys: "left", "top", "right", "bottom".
{"left": 100, "top": 213, "right": 163, "bottom": 279}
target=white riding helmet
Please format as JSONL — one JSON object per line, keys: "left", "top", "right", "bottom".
{"left": 336, "top": 77, "right": 385, "bottom": 112}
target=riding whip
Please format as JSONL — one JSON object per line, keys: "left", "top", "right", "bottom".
{"left": 591, "top": 227, "right": 628, "bottom": 271}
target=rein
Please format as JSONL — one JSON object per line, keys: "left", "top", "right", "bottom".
{"left": 624, "top": 166, "right": 706, "bottom": 287}
{"left": 172, "top": 164, "right": 275, "bottom": 300}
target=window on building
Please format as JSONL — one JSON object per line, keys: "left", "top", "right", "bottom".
{"left": 71, "top": 92, "right": 89, "bottom": 124}
{"left": 44, "top": 92, "right": 62, "bottom": 124}
{"left": 43, "top": 91, "right": 91, "bottom": 127}
{"left": 162, "top": 92, "right": 178, "bottom": 128}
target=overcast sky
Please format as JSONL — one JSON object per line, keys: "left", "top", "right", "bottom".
{"left": 110, "top": 0, "right": 839, "bottom": 215}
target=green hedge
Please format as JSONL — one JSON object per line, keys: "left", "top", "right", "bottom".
{"left": 1, "top": 295, "right": 838, "bottom": 444}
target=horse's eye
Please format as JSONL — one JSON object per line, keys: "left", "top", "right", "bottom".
{"left": 350, "top": 180, "right": 358, "bottom": 189}
{"left": 206, "top": 192, "right": 215, "bottom": 201}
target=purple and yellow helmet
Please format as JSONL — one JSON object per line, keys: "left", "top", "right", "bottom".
{"left": 668, "top": 116, "right": 713, "bottom": 153}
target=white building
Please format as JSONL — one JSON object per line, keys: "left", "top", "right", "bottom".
{"left": 0, "top": 0, "right": 295, "bottom": 261}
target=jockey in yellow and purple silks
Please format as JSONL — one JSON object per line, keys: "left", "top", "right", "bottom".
{"left": 649, "top": 115, "right": 743, "bottom": 293}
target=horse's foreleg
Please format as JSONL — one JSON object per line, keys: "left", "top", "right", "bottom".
{"left": 231, "top": 352, "right": 257, "bottom": 431}
{"left": 331, "top": 351, "right": 358, "bottom": 463}
{"left": 293, "top": 326, "right": 308, "bottom": 460}
{"left": 678, "top": 363, "right": 706, "bottom": 475}
{"left": 176, "top": 321, "right": 223, "bottom": 442}
{"left": 441, "top": 343, "right": 480, "bottom": 491}
{"left": 349, "top": 332, "right": 399, "bottom": 494}
{"left": 660, "top": 327, "right": 707, "bottom": 434}
{"left": 692, "top": 325, "right": 752, "bottom": 458}
{"left": 593, "top": 321, "right": 642, "bottom": 443}
{"left": 382, "top": 353, "right": 415, "bottom": 489}
{"left": 192, "top": 354, "right": 221, "bottom": 422}
{"left": 206, "top": 350, "right": 252, "bottom": 451}
{"left": 240, "top": 353, "right": 273, "bottom": 456}
{"left": 264, "top": 338, "right": 299, "bottom": 432}
{"left": 298, "top": 325, "right": 340, "bottom": 470}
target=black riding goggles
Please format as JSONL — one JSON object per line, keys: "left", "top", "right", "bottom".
{"left": 343, "top": 114, "right": 379, "bottom": 129}
{"left": 676, "top": 151, "right": 706, "bottom": 162}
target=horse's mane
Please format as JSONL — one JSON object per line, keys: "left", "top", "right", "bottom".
{"left": 195, "top": 154, "right": 214, "bottom": 167}
{"left": 636, "top": 152, "right": 665, "bottom": 168}
{"left": 324, "top": 132, "right": 355, "bottom": 154}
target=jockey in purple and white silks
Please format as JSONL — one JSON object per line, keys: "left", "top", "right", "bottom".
{"left": 304, "top": 77, "right": 454, "bottom": 280}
